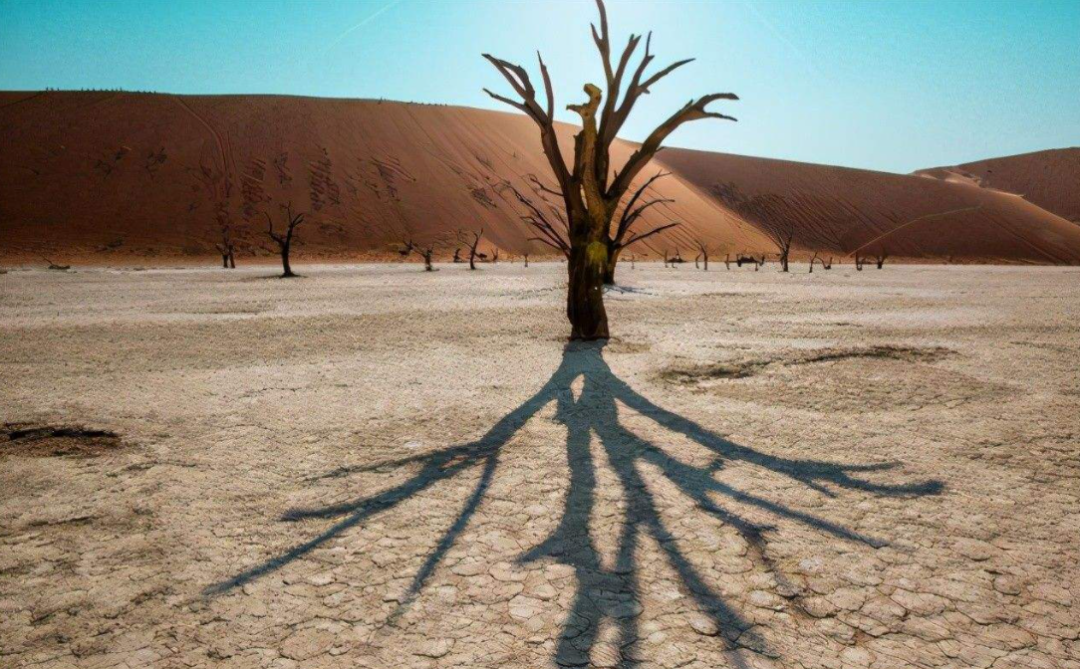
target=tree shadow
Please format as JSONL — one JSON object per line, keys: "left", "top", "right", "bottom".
{"left": 206, "top": 341, "right": 943, "bottom": 667}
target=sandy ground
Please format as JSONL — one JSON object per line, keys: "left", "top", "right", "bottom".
{"left": 1, "top": 262, "right": 1077, "bottom": 669}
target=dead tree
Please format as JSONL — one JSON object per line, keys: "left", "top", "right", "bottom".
{"left": 265, "top": 203, "right": 304, "bottom": 278}
{"left": 808, "top": 252, "right": 832, "bottom": 273}
{"left": 216, "top": 226, "right": 236, "bottom": 269}
{"left": 401, "top": 239, "right": 437, "bottom": 271}
{"left": 457, "top": 229, "right": 484, "bottom": 270}
{"left": 761, "top": 219, "right": 794, "bottom": 272}
{"left": 855, "top": 254, "right": 865, "bottom": 271}
{"left": 490, "top": 248, "right": 500, "bottom": 264}
{"left": 484, "top": 0, "right": 737, "bottom": 339}
{"left": 692, "top": 239, "right": 711, "bottom": 270}
{"left": 874, "top": 250, "right": 888, "bottom": 269}
{"left": 523, "top": 252, "right": 530, "bottom": 267}
{"left": 453, "top": 248, "right": 463, "bottom": 264}
{"left": 725, "top": 254, "right": 731, "bottom": 270}
{"left": 43, "top": 257, "right": 70, "bottom": 271}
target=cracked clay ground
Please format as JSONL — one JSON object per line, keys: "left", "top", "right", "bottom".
{"left": 1, "top": 263, "right": 1077, "bottom": 669}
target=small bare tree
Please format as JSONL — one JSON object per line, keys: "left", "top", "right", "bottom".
{"left": 855, "top": 254, "right": 865, "bottom": 271}
{"left": 490, "top": 247, "right": 500, "bottom": 264}
{"left": 874, "top": 250, "right": 888, "bottom": 269}
{"left": 401, "top": 239, "right": 438, "bottom": 271}
{"left": 761, "top": 220, "right": 794, "bottom": 272}
{"left": 216, "top": 226, "right": 236, "bottom": 269}
{"left": 265, "top": 203, "right": 304, "bottom": 278}
{"left": 808, "top": 252, "right": 832, "bottom": 273}
{"left": 457, "top": 229, "right": 484, "bottom": 270}
{"left": 692, "top": 239, "right": 711, "bottom": 270}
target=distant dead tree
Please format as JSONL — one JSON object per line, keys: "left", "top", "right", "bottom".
{"left": 692, "top": 239, "right": 711, "bottom": 270}
{"left": 630, "top": 253, "right": 637, "bottom": 269}
{"left": 808, "top": 252, "right": 832, "bottom": 273}
{"left": 490, "top": 247, "right": 500, "bottom": 264}
{"left": 400, "top": 239, "right": 438, "bottom": 271}
{"left": 855, "top": 254, "right": 866, "bottom": 271}
{"left": 453, "top": 248, "right": 463, "bottom": 264}
{"left": 484, "top": 0, "right": 737, "bottom": 339}
{"left": 760, "top": 219, "right": 794, "bottom": 272}
{"left": 523, "top": 252, "right": 530, "bottom": 267}
{"left": 874, "top": 250, "right": 888, "bottom": 269}
{"left": 216, "top": 225, "right": 236, "bottom": 269}
{"left": 457, "top": 229, "right": 484, "bottom": 270}
{"left": 265, "top": 203, "right": 304, "bottom": 278}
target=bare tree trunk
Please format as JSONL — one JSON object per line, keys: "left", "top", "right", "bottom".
{"left": 228, "top": 251, "right": 236, "bottom": 269}
{"left": 566, "top": 234, "right": 609, "bottom": 340}
{"left": 524, "top": 254, "right": 529, "bottom": 268}
{"left": 281, "top": 243, "right": 294, "bottom": 277}
{"left": 221, "top": 253, "right": 229, "bottom": 268}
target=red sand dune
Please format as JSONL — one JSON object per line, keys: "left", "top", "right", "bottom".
{"left": 2, "top": 91, "right": 1079, "bottom": 264}
{"left": 915, "top": 148, "right": 1080, "bottom": 225}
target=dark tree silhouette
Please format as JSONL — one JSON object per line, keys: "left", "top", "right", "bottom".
{"left": 457, "top": 229, "right": 484, "bottom": 270}
{"left": 693, "top": 238, "right": 712, "bottom": 270}
{"left": 216, "top": 226, "right": 236, "bottom": 269}
{"left": 400, "top": 238, "right": 438, "bottom": 271}
{"left": 265, "top": 203, "right": 304, "bottom": 278}
{"left": 808, "top": 252, "right": 832, "bottom": 273}
{"left": 875, "top": 249, "right": 888, "bottom": 269}
{"left": 484, "top": 0, "right": 737, "bottom": 338}
{"left": 207, "top": 343, "right": 943, "bottom": 667}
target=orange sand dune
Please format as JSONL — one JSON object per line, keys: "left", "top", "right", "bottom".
{"left": 915, "top": 148, "right": 1080, "bottom": 225}
{"left": 658, "top": 149, "right": 1080, "bottom": 264}
{"left": 2, "top": 91, "right": 1078, "bottom": 264}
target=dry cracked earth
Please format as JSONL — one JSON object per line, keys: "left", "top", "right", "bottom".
{"left": 1, "top": 262, "right": 1077, "bottom": 669}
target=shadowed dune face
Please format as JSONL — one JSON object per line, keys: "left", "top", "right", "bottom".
{"left": 2, "top": 91, "right": 1079, "bottom": 264}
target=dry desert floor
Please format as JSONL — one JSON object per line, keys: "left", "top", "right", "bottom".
{"left": 1, "top": 263, "right": 1078, "bottom": 669}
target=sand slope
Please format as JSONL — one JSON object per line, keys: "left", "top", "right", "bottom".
{"left": 916, "top": 148, "right": 1080, "bottom": 225}
{"left": 2, "top": 91, "right": 1079, "bottom": 263}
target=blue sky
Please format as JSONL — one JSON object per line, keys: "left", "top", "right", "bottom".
{"left": 1, "top": 0, "right": 1077, "bottom": 173}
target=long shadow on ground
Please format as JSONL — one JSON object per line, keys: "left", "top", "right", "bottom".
{"left": 207, "top": 341, "right": 943, "bottom": 667}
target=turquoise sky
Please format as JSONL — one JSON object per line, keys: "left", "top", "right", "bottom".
{"left": 1, "top": 0, "right": 1077, "bottom": 173}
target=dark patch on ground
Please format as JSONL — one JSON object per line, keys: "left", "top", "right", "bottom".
{"left": 2, "top": 424, "right": 123, "bottom": 458}
{"left": 663, "top": 345, "right": 954, "bottom": 385}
